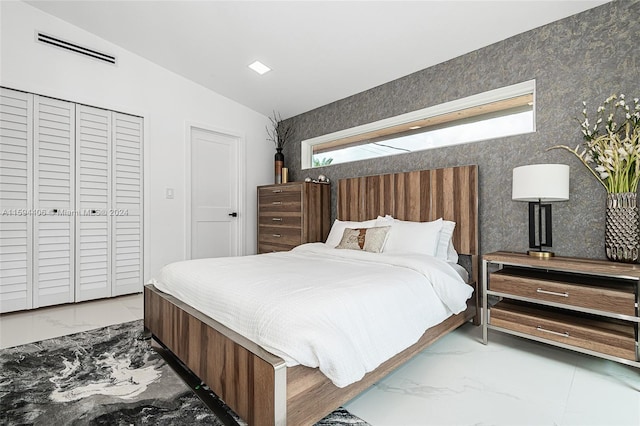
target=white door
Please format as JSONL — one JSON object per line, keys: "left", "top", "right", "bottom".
{"left": 0, "top": 88, "right": 33, "bottom": 312}
{"left": 190, "top": 127, "right": 238, "bottom": 259}
{"left": 75, "top": 105, "right": 111, "bottom": 302}
{"left": 33, "top": 95, "right": 75, "bottom": 308}
{"left": 112, "top": 113, "right": 143, "bottom": 296}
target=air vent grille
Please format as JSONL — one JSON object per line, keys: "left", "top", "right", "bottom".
{"left": 37, "top": 32, "right": 117, "bottom": 65}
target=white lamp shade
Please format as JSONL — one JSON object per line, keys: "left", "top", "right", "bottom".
{"left": 512, "top": 164, "right": 570, "bottom": 202}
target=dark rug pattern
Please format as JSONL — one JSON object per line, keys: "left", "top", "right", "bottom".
{"left": 0, "top": 320, "right": 369, "bottom": 425}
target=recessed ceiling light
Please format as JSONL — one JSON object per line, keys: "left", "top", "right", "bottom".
{"left": 248, "top": 60, "right": 271, "bottom": 75}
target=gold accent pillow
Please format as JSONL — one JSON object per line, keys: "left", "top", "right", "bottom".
{"left": 335, "top": 226, "right": 391, "bottom": 253}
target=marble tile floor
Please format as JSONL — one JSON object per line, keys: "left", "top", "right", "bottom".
{"left": 0, "top": 293, "right": 143, "bottom": 349}
{"left": 1, "top": 295, "right": 638, "bottom": 425}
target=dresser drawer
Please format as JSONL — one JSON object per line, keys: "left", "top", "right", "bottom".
{"left": 258, "top": 214, "right": 301, "bottom": 227}
{"left": 258, "top": 186, "right": 301, "bottom": 213}
{"left": 490, "top": 269, "right": 637, "bottom": 316}
{"left": 258, "top": 242, "right": 294, "bottom": 254}
{"left": 490, "top": 301, "right": 637, "bottom": 361}
{"left": 258, "top": 225, "right": 302, "bottom": 246}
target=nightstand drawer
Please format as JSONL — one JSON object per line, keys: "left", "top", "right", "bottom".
{"left": 491, "top": 301, "right": 637, "bottom": 361}
{"left": 259, "top": 225, "right": 302, "bottom": 246}
{"left": 490, "top": 269, "right": 637, "bottom": 316}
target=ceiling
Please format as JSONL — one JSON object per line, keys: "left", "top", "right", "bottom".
{"left": 26, "top": 1, "right": 610, "bottom": 119}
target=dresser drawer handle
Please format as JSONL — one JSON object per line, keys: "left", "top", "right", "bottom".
{"left": 272, "top": 218, "right": 282, "bottom": 221}
{"left": 536, "top": 288, "right": 569, "bottom": 297}
{"left": 536, "top": 326, "right": 570, "bottom": 338}
{"left": 272, "top": 201, "right": 282, "bottom": 205}
{"left": 272, "top": 189, "right": 282, "bottom": 193}
{"left": 272, "top": 234, "right": 281, "bottom": 238}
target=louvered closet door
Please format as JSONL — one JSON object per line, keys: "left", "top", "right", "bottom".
{"left": 33, "top": 96, "right": 75, "bottom": 308}
{"left": 0, "top": 88, "right": 33, "bottom": 313}
{"left": 112, "top": 113, "right": 143, "bottom": 295}
{"left": 75, "top": 105, "right": 111, "bottom": 301}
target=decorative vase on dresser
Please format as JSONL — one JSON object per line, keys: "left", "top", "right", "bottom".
{"left": 274, "top": 147, "right": 284, "bottom": 184}
{"left": 605, "top": 192, "right": 640, "bottom": 263}
{"left": 257, "top": 181, "right": 331, "bottom": 253}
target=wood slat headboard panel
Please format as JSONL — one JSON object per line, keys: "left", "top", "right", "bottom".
{"left": 337, "top": 165, "right": 478, "bottom": 255}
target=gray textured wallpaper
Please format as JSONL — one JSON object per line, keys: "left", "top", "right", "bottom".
{"left": 282, "top": 0, "right": 639, "bottom": 260}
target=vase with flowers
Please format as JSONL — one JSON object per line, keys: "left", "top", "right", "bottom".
{"left": 550, "top": 94, "right": 640, "bottom": 262}
{"left": 266, "top": 111, "right": 293, "bottom": 184}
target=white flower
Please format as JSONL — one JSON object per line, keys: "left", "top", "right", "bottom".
{"left": 624, "top": 143, "right": 634, "bottom": 154}
{"left": 550, "top": 94, "right": 640, "bottom": 193}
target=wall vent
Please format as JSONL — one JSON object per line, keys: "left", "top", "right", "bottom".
{"left": 37, "top": 32, "right": 117, "bottom": 65}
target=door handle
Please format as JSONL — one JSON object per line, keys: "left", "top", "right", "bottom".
{"left": 228, "top": 212, "right": 238, "bottom": 217}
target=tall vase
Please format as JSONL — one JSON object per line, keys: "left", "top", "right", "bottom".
{"left": 605, "top": 192, "right": 640, "bottom": 263}
{"left": 274, "top": 147, "right": 284, "bottom": 184}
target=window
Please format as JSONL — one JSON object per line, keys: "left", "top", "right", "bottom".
{"left": 302, "top": 80, "right": 535, "bottom": 169}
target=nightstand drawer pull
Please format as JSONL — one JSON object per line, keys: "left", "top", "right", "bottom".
{"left": 272, "top": 189, "right": 283, "bottom": 193}
{"left": 272, "top": 201, "right": 282, "bottom": 205}
{"left": 536, "top": 288, "right": 569, "bottom": 297}
{"left": 272, "top": 234, "right": 281, "bottom": 238}
{"left": 272, "top": 218, "right": 282, "bottom": 221}
{"left": 536, "top": 326, "right": 570, "bottom": 338}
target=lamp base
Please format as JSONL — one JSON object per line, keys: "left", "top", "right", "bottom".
{"left": 527, "top": 250, "right": 555, "bottom": 258}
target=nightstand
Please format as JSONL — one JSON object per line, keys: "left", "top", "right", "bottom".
{"left": 482, "top": 251, "right": 640, "bottom": 368}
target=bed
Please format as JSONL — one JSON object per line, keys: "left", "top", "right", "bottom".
{"left": 144, "top": 165, "right": 479, "bottom": 425}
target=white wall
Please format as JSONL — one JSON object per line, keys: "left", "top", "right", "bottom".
{"left": 0, "top": 1, "right": 273, "bottom": 280}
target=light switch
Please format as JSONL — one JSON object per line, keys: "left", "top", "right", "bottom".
{"left": 165, "top": 188, "right": 174, "bottom": 199}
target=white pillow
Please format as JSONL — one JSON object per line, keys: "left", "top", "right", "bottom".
{"left": 381, "top": 218, "right": 443, "bottom": 256}
{"left": 436, "top": 220, "right": 456, "bottom": 262}
{"left": 375, "top": 215, "right": 394, "bottom": 225}
{"left": 447, "top": 241, "right": 459, "bottom": 264}
{"left": 380, "top": 215, "right": 459, "bottom": 262}
{"left": 325, "top": 219, "right": 377, "bottom": 247}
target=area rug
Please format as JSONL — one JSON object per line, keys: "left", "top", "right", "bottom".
{"left": 0, "top": 320, "right": 369, "bottom": 426}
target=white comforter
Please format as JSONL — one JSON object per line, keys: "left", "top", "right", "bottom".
{"left": 149, "top": 243, "right": 473, "bottom": 388}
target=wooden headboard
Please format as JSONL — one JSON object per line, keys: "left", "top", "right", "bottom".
{"left": 337, "top": 165, "right": 478, "bottom": 256}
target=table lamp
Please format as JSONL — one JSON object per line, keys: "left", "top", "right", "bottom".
{"left": 512, "top": 164, "right": 570, "bottom": 258}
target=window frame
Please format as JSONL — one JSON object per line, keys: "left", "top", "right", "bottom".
{"left": 301, "top": 79, "right": 536, "bottom": 169}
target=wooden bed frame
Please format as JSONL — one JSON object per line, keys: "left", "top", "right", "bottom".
{"left": 144, "top": 165, "right": 479, "bottom": 426}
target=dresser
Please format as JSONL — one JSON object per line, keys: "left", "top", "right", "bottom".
{"left": 482, "top": 251, "right": 640, "bottom": 368}
{"left": 257, "top": 182, "right": 331, "bottom": 253}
